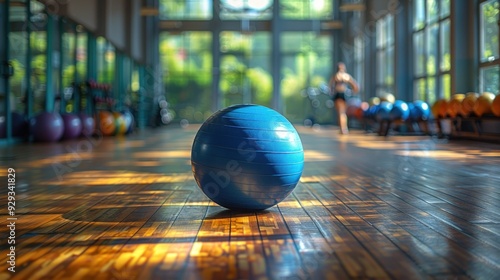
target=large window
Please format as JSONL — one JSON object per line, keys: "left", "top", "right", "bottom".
{"left": 159, "top": 32, "right": 212, "bottom": 123}
{"left": 220, "top": 32, "right": 272, "bottom": 107}
{"left": 353, "top": 35, "right": 365, "bottom": 100}
{"left": 159, "top": 0, "right": 337, "bottom": 124}
{"left": 96, "top": 37, "right": 115, "bottom": 84}
{"left": 479, "top": 0, "right": 499, "bottom": 94}
{"left": 8, "top": 12, "right": 28, "bottom": 114}
{"left": 7, "top": 0, "right": 47, "bottom": 115}
{"left": 31, "top": 21, "right": 47, "bottom": 114}
{"left": 75, "top": 25, "right": 87, "bottom": 82}
{"left": 61, "top": 20, "right": 76, "bottom": 113}
{"left": 376, "top": 14, "right": 394, "bottom": 98}
{"left": 280, "top": 32, "right": 332, "bottom": 123}
{"left": 413, "top": 0, "right": 451, "bottom": 103}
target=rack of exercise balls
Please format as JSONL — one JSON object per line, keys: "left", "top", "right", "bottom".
{"left": 346, "top": 93, "right": 433, "bottom": 136}
{"left": 2, "top": 91, "right": 97, "bottom": 143}
{"left": 88, "top": 79, "right": 135, "bottom": 137}
{"left": 1, "top": 112, "right": 96, "bottom": 144}
{"left": 430, "top": 92, "right": 500, "bottom": 140}
{"left": 1, "top": 81, "right": 135, "bottom": 143}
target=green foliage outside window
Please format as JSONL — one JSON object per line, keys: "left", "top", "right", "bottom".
{"left": 481, "top": 0, "right": 499, "bottom": 61}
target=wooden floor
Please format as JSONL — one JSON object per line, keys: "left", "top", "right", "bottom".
{"left": 1, "top": 124, "right": 499, "bottom": 280}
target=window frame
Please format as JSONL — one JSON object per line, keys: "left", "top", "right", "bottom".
{"left": 376, "top": 13, "right": 395, "bottom": 98}
{"left": 412, "top": 0, "right": 451, "bottom": 103}
{"left": 478, "top": 0, "right": 500, "bottom": 94}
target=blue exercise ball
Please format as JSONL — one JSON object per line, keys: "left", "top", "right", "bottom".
{"left": 191, "top": 104, "right": 304, "bottom": 211}
{"left": 376, "top": 102, "right": 393, "bottom": 122}
{"left": 30, "top": 112, "right": 64, "bottom": 142}
{"left": 390, "top": 100, "right": 410, "bottom": 121}
{"left": 410, "top": 100, "right": 431, "bottom": 120}
{"left": 364, "top": 104, "right": 379, "bottom": 120}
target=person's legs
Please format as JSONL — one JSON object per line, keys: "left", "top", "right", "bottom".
{"left": 335, "top": 98, "right": 348, "bottom": 134}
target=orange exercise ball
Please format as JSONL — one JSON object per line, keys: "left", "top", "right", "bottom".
{"left": 432, "top": 99, "right": 448, "bottom": 118}
{"left": 447, "top": 93, "right": 465, "bottom": 118}
{"left": 98, "top": 111, "right": 116, "bottom": 136}
{"left": 492, "top": 94, "right": 500, "bottom": 117}
{"left": 461, "top": 92, "right": 479, "bottom": 117}
{"left": 473, "top": 92, "right": 495, "bottom": 117}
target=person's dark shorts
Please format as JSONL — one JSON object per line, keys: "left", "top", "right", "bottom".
{"left": 333, "top": 92, "right": 346, "bottom": 101}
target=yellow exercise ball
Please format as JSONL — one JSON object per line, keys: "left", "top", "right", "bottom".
{"left": 368, "top": 97, "right": 380, "bottom": 106}
{"left": 379, "top": 93, "right": 395, "bottom": 104}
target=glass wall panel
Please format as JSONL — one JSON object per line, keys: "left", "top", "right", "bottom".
{"left": 426, "top": 0, "right": 439, "bottom": 23}
{"left": 96, "top": 37, "right": 115, "bottom": 84}
{"left": 9, "top": 32, "right": 27, "bottom": 114}
{"left": 75, "top": 26, "right": 87, "bottom": 82}
{"left": 129, "top": 63, "right": 140, "bottom": 118}
{"left": 280, "top": 0, "right": 333, "bottom": 19}
{"left": 426, "top": 24, "right": 439, "bottom": 76}
{"left": 440, "top": 0, "right": 450, "bottom": 18}
{"left": 414, "top": 78, "right": 426, "bottom": 100}
{"left": 61, "top": 21, "right": 76, "bottom": 113}
{"left": 414, "top": 0, "right": 425, "bottom": 30}
{"left": 280, "top": 32, "right": 332, "bottom": 124}
{"left": 31, "top": 30, "right": 47, "bottom": 114}
{"left": 413, "top": 32, "right": 425, "bottom": 76}
{"left": 220, "top": 0, "right": 273, "bottom": 19}
{"left": 440, "top": 19, "right": 450, "bottom": 71}
{"left": 480, "top": 65, "right": 500, "bottom": 93}
{"left": 413, "top": 0, "right": 450, "bottom": 102}
{"left": 220, "top": 31, "right": 272, "bottom": 107}
{"left": 479, "top": 0, "right": 499, "bottom": 94}
{"left": 376, "top": 14, "right": 394, "bottom": 97}
{"left": 159, "top": 0, "right": 212, "bottom": 20}
{"left": 480, "top": 0, "right": 499, "bottom": 62}
{"left": 160, "top": 32, "right": 212, "bottom": 123}
{"left": 96, "top": 37, "right": 106, "bottom": 83}
{"left": 441, "top": 73, "right": 451, "bottom": 99}
{"left": 426, "top": 77, "right": 436, "bottom": 104}
{"left": 353, "top": 36, "right": 364, "bottom": 100}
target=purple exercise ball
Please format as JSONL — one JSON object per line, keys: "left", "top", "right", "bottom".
{"left": 12, "top": 112, "right": 29, "bottom": 137}
{"left": 61, "top": 113, "right": 83, "bottom": 139}
{"left": 30, "top": 112, "right": 64, "bottom": 142}
{"left": 78, "top": 113, "right": 95, "bottom": 137}
{"left": 0, "top": 112, "right": 29, "bottom": 139}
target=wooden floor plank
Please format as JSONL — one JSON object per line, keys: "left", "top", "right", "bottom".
{"left": 277, "top": 186, "right": 351, "bottom": 279}
{"left": 289, "top": 185, "right": 394, "bottom": 279}
{"left": 330, "top": 176, "right": 500, "bottom": 280}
